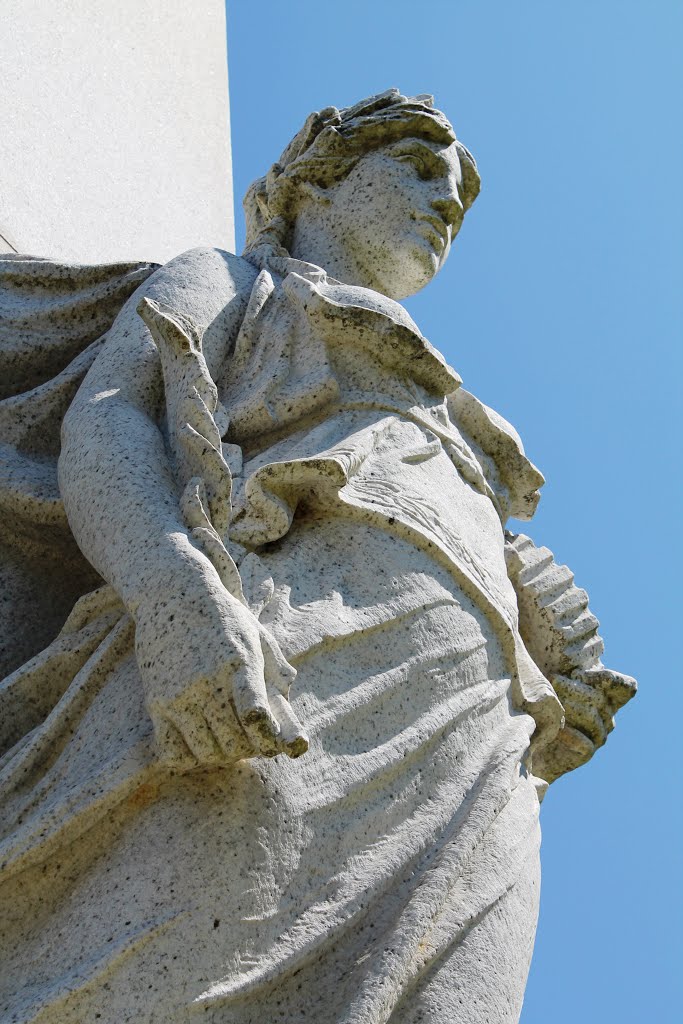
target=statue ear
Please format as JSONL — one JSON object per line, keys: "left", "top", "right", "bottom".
{"left": 455, "top": 142, "right": 481, "bottom": 212}
{"left": 295, "top": 179, "right": 332, "bottom": 207}
{"left": 255, "top": 192, "right": 271, "bottom": 223}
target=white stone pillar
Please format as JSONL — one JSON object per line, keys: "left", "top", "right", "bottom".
{"left": 0, "top": 0, "right": 234, "bottom": 263}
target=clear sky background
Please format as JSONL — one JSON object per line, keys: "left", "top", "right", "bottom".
{"left": 227, "top": 3, "right": 681, "bottom": 1020}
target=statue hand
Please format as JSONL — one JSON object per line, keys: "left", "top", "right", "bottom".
{"left": 134, "top": 580, "right": 309, "bottom": 770}
{"left": 534, "top": 667, "right": 636, "bottom": 784}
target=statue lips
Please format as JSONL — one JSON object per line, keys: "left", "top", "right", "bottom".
{"left": 415, "top": 214, "right": 450, "bottom": 256}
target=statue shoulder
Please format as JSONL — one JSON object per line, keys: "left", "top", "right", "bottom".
{"left": 447, "top": 387, "right": 545, "bottom": 522}
{"left": 120, "top": 247, "right": 259, "bottom": 378}
{"left": 147, "top": 246, "right": 258, "bottom": 298}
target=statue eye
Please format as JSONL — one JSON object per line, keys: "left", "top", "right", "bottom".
{"left": 396, "top": 153, "right": 433, "bottom": 180}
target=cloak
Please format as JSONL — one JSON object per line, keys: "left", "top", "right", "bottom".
{"left": 0, "top": 255, "right": 158, "bottom": 676}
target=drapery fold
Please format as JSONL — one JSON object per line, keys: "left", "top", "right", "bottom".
{"left": 0, "top": 256, "right": 159, "bottom": 676}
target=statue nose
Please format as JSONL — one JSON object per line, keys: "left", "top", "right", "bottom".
{"left": 431, "top": 197, "right": 464, "bottom": 234}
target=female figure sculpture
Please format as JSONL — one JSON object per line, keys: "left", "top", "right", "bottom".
{"left": 0, "top": 91, "right": 634, "bottom": 1023}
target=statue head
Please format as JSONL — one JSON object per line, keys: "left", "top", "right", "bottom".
{"left": 243, "top": 89, "right": 480, "bottom": 300}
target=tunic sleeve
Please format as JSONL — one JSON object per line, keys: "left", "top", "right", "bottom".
{"left": 446, "top": 387, "right": 545, "bottom": 523}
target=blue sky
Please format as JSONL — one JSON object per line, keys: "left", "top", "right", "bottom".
{"left": 227, "top": 2, "right": 682, "bottom": 1020}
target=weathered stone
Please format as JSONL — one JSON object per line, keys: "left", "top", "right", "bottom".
{"left": 0, "top": 89, "right": 635, "bottom": 1023}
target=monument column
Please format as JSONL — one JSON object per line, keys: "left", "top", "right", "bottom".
{"left": 0, "top": 0, "right": 234, "bottom": 263}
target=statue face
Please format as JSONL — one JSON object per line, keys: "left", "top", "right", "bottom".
{"left": 305, "top": 138, "right": 466, "bottom": 300}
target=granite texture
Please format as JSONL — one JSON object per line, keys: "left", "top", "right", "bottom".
{"left": 0, "top": 90, "right": 635, "bottom": 1023}
{"left": 0, "top": 0, "right": 234, "bottom": 262}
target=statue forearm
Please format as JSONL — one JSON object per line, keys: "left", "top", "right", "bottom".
{"left": 58, "top": 290, "right": 308, "bottom": 766}
{"left": 58, "top": 247, "right": 259, "bottom": 613}
{"left": 58, "top": 330, "right": 220, "bottom": 616}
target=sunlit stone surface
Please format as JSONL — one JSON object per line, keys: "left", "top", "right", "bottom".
{"left": 0, "top": 0, "right": 234, "bottom": 262}
{"left": 0, "top": 90, "right": 635, "bottom": 1023}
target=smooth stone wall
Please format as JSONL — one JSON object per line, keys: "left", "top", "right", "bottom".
{"left": 0, "top": 0, "right": 234, "bottom": 263}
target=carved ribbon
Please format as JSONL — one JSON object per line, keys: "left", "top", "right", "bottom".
{"left": 137, "top": 297, "right": 246, "bottom": 605}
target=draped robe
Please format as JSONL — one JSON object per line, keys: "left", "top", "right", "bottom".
{"left": 0, "top": 253, "right": 563, "bottom": 1024}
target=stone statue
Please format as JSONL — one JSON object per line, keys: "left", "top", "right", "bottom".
{"left": 0, "top": 90, "right": 635, "bottom": 1023}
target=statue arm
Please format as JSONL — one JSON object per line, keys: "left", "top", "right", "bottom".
{"left": 59, "top": 249, "right": 308, "bottom": 768}
{"left": 505, "top": 532, "right": 636, "bottom": 783}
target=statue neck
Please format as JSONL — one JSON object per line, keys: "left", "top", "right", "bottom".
{"left": 288, "top": 204, "right": 386, "bottom": 295}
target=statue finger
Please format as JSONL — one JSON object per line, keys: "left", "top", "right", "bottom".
{"left": 259, "top": 626, "right": 297, "bottom": 697}
{"left": 554, "top": 724, "right": 596, "bottom": 770}
{"left": 552, "top": 673, "right": 609, "bottom": 715}
{"left": 560, "top": 694, "right": 612, "bottom": 748}
{"left": 152, "top": 714, "right": 196, "bottom": 772}
{"left": 229, "top": 656, "right": 283, "bottom": 757}
{"left": 202, "top": 690, "right": 255, "bottom": 762}
{"left": 163, "top": 704, "right": 224, "bottom": 765}
{"left": 581, "top": 667, "right": 637, "bottom": 710}
{"left": 534, "top": 724, "right": 595, "bottom": 782}
{"left": 265, "top": 687, "right": 309, "bottom": 759}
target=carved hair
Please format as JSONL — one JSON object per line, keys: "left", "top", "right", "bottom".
{"left": 243, "top": 89, "right": 480, "bottom": 273}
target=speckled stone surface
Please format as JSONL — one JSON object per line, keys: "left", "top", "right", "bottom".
{"left": 0, "top": 1, "right": 234, "bottom": 263}
{"left": 0, "top": 90, "right": 636, "bottom": 1023}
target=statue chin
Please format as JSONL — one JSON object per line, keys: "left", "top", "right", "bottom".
{"left": 359, "top": 245, "right": 443, "bottom": 301}
{"left": 394, "top": 250, "right": 443, "bottom": 300}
